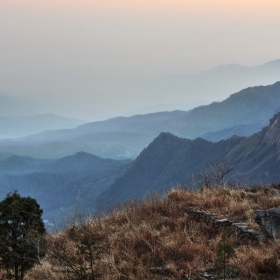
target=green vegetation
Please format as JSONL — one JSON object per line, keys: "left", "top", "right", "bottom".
{"left": 0, "top": 191, "right": 46, "bottom": 280}
{"left": 215, "top": 228, "right": 235, "bottom": 280}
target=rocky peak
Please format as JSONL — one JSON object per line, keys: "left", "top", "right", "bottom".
{"left": 263, "top": 113, "right": 280, "bottom": 146}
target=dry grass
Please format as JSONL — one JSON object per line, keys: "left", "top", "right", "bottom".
{"left": 23, "top": 185, "right": 280, "bottom": 279}
{"left": 168, "top": 185, "right": 280, "bottom": 226}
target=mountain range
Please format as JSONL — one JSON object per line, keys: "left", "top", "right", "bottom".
{"left": 0, "top": 152, "right": 131, "bottom": 219}
{"left": 95, "top": 112, "right": 280, "bottom": 209}
{"left": 125, "top": 58, "right": 280, "bottom": 114}
{"left": 1, "top": 111, "right": 280, "bottom": 218}
{"left": 2, "top": 59, "right": 280, "bottom": 120}
{"left": 1, "top": 82, "right": 280, "bottom": 159}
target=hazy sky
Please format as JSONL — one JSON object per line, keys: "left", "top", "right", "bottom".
{"left": 1, "top": 0, "right": 280, "bottom": 120}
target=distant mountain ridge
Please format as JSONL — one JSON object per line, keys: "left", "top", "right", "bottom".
{"left": 0, "top": 113, "right": 85, "bottom": 139}
{"left": 95, "top": 113, "right": 280, "bottom": 209}
{"left": 43, "top": 151, "right": 125, "bottom": 176}
{"left": 0, "top": 155, "right": 52, "bottom": 175}
{"left": 2, "top": 58, "right": 280, "bottom": 119}
{"left": 0, "top": 152, "right": 131, "bottom": 218}
{"left": 0, "top": 110, "right": 191, "bottom": 159}
{"left": 1, "top": 82, "right": 280, "bottom": 159}
{"left": 132, "top": 59, "right": 280, "bottom": 109}
{"left": 179, "top": 82, "right": 280, "bottom": 139}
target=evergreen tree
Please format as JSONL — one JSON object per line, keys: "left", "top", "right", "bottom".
{"left": 0, "top": 191, "right": 46, "bottom": 280}
{"left": 215, "top": 228, "right": 235, "bottom": 280}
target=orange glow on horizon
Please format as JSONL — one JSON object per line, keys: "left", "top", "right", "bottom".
{"left": 2, "top": 0, "right": 280, "bottom": 21}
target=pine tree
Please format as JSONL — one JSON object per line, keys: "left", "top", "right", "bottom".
{"left": 0, "top": 191, "right": 46, "bottom": 280}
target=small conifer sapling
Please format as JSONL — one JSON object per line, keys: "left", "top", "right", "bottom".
{"left": 215, "top": 228, "right": 235, "bottom": 280}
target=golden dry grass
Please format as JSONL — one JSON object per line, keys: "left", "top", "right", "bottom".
{"left": 168, "top": 185, "right": 280, "bottom": 227}
{"left": 23, "top": 185, "right": 280, "bottom": 279}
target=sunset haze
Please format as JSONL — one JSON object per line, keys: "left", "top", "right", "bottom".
{"left": 1, "top": 0, "right": 280, "bottom": 119}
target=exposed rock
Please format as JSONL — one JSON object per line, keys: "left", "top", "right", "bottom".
{"left": 254, "top": 208, "right": 280, "bottom": 239}
{"left": 263, "top": 113, "right": 280, "bottom": 147}
{"left": 180, "top": 206, "right": 262, "bottom": 244}
{"left": 261, "top": 113, "right": 280, "bottom": 160}
{"left": 270, "top": 188, "right": 280, "bottom": 196}
{"left": 149, "top": 267, "right": 173, "bottom": 276}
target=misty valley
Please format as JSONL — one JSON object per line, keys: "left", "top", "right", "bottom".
{"left": 1, "top": 80, "right": 280, "bottom": 220}
{"left": 1, "top": 63, "right": 280, "bottom": 279}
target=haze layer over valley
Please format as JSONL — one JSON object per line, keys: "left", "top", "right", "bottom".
{"left": 1, "top": 59, "right": 280, "bottom": 122}
{"left": 1, "top": 0, "right": 280, "bottom": 223}
{"left": 0, "top": 82, "right": 280, "bottom": 160}
{"left": 1, "top": 69, "right": 280, "bottom": 220}
{"left": 1, "top": 0, "right": 280, "bottom": 120}
{"left": 1, "top": 109, "right": 280, "bottom": 219}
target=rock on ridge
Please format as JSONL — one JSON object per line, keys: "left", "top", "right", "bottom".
{"left": 262, "top": 112, "right": 280, "bottom": 160}
{"left": 263, "top": 112, "right": 280, "bottom": 146}
{"left": 254, "top": 208, "right": 280, "bottom": 239}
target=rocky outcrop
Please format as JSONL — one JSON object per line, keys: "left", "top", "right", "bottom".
{"left": 179, "top": 207, "right": 263, "bottom": 245}
{"left": 177, "top": 206, "right": 280, "bottom": 244}
{"left": 263, "top": 113, "right": 280, "bottom": 148}
{"left": 254, "top": 208, "right": 280, "bottom": 239}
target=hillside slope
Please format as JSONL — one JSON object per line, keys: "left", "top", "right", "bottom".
{"left": 26, "top": 186, "right": 280, "bottom": 280}
{"left": 229, "top": 113, "right": 280, "bottom": 182}
{"left": 96, "top": 113, "right": 280, "bottom": 208}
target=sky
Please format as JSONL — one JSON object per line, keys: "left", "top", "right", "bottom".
{"left": 1, "top": 0, "right": 280, "bottom": 120}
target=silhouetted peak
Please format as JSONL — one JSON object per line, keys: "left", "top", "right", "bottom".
{"left": 75, "top": 151, "right": 96, "bottom": 158}
{"left": 155, "top": 132, "right": 182, "bottom": 142}
{"left": 263, "top": 113, "right": 280, "bottom": 146}
{"left": 5, "top": 155, "right": 32, "bottom": 163}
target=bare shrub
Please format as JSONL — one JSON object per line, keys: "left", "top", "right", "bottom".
{"left": 193, "top": 162, "right": 234, "bottom": 189}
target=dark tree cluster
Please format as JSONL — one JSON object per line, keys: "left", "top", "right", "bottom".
{"left": 0, "top": 191, "right": 46, "bottom": 280}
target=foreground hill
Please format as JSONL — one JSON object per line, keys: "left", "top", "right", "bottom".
{"left": 96, "top": 112, "right": 280, "bottom": 208}
{"left": 1, "top": 82, "right": 280, "bottom": 159}
{"left": 24, "top": 186, "right": 280, "bottom": 280}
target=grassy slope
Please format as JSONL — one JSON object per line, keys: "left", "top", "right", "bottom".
{"left": 24, "top": 185, "right": 280, "bottom": 279}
